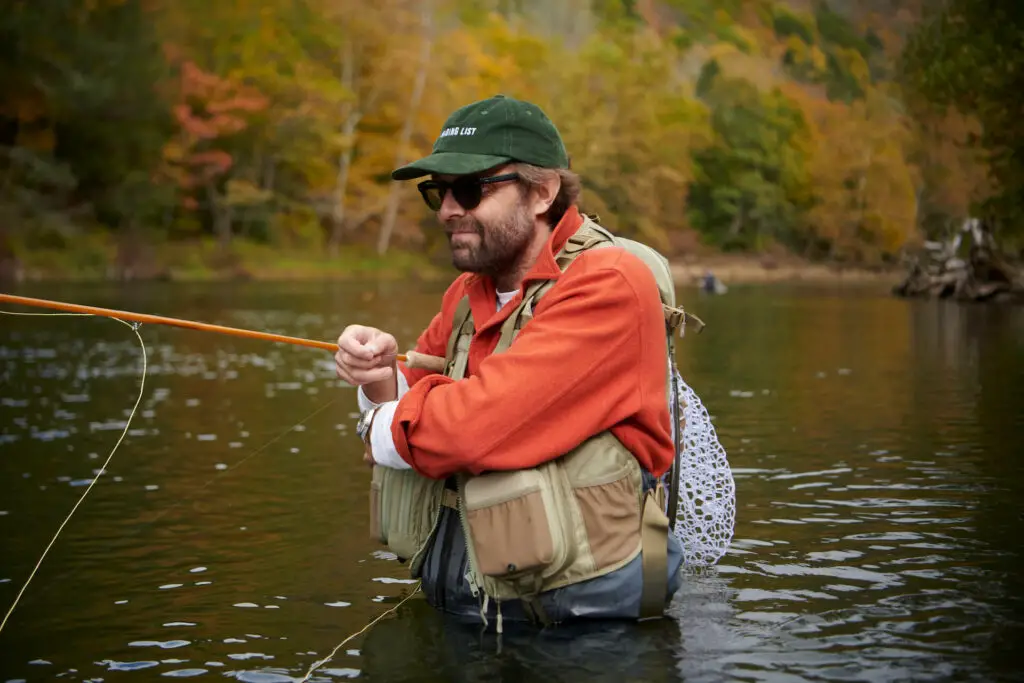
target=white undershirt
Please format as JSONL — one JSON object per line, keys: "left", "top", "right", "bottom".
{"left": 357, "top": 290, "right": 517, "bottom": 469}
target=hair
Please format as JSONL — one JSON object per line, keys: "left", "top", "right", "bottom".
{"left": 513, "top": 163, "right": 582, "bottom": 227}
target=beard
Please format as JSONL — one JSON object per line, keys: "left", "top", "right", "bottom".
{"left": 446, "top": 201, "right": 534, "bottom": 279}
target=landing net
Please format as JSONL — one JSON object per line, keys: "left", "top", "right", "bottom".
{"left": 671, "top": 366, "right": 736, "bottom": 568}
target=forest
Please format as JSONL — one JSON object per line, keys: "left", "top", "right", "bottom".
{"left": 0, "top": 0, "right": 1019, "bottom": 280}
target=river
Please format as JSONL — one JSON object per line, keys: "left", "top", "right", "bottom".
{"left": 1, "top": 280, "right": 1022, "bottom": 682}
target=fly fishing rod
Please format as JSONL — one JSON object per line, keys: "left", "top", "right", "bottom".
{"left": 0, "top": 293, "right": 446, "bottom": 372}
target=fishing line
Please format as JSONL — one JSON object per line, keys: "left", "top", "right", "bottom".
{"left": 0, "top": 308, "right": 340, "bottom": 633}
{"left": 139, "top": 396, "right": 337, "bottom": 529}
{"left": 0, "top": 310, "right": 147, "bottom": 636}
{"left": 299, "top": 583, "right": 421, "bottom": 683}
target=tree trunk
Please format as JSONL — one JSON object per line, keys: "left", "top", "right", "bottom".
{"left": 208, "top": 181, "right": 232, "bottom": 254}
{"left": 728, "top": 204, "right": 743, "bottom": 238}
{"left": 0, "top": 222, "right": 21, "bottom": 283}
{"left": 893, "top": 218, "right": 1024, "bottom": 303}
{"left": 329, "top": 112, "right": 360, "bottom": 258}
{"left": 329, "top": 41, "right": 359, "bottom": 258}
{"left": 376, "top": 0, "right": 434, "bottom": 256}
{"left": 857, "top": 148, "right": 873, "bottom": 231}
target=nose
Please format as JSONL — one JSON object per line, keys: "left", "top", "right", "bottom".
{"left": 437, "top": 187, "right": 465, "bottom": 223}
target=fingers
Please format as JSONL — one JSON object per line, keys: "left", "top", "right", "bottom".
{"left": 335, "top": 349, "right": 387, "bottom": 371}
{"left": 335, "top": 360, "right": 394, "bottom": 386}
{"left": 337, "top": 325, "right": 397, "bottom": 360}
{"left": 335, "top": 325, "right": 400, "bottom": 386}
{"left": 362, "top": 333, "right": 397, "bottom": 358}
{"left": 337, "top": 325, "right": 376, "bottom": 361}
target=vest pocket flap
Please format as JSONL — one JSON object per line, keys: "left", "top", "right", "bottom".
{"left": 463, "top": 470, "right": 542, "bottom": 509}
{"left": 463, "top": 470, "right": 563, "bottom": 579}
{"left": 561, "top": 432, "right": 636, "bottom": 488}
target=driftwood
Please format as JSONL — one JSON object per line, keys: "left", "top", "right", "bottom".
{"left": 893, "top": 219, "right": 1024, "bottom": 303}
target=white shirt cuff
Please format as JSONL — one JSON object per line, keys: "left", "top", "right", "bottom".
{"left": 356, "top": 371, "right": 411, "bottom": 470}
{"left": 367, "top": 400, "right": 410, "bottom": 470}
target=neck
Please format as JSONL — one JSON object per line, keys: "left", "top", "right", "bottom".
{"left": 493, "top": 221, "right": 551, "bottom": 292}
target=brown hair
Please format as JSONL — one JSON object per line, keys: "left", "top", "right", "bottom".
{"left": 513, "top": 163, "right": 582, "bottom": 227}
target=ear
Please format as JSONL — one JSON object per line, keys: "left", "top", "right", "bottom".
{"left": 529, "top": 172, "right": 561, "bottom": 218}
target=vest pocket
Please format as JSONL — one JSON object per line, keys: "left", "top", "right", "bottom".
{"left": 369, "top": 476, "right": 383, "bottom": 543}
{"left": 372, "top": 467, "right": 444, "bottom": 563}
{"left": 562, "top": 433, "right": 644, "bottom": 572}
{"left": 573, "top": 473, "right": 640, "bottom": 570}
{"left": 463, "top": 469, "right": 567, "bottom": 579}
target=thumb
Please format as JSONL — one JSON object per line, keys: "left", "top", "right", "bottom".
{"left": 368, "top": 333, "right": 397, "bottom": 357}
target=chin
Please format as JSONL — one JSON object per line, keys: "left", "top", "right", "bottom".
{"left": 451, "top": 253, "right": 485, "bottom": 274}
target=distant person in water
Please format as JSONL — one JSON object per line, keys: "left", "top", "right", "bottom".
{"left": 701, "top": 270, "right": 727, "bottom": 295}
{"left": 334, "top": 94, "right": 684, "bottom": 628}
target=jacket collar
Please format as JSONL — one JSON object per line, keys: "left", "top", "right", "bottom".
{"left": 463, "top": 205, "right": 584, "bottom": 332}
{"left": 520, "top": 205, "right": 584, "bottom": 286}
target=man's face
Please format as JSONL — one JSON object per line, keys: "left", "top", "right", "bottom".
{"left": 432, "top": 167, "right": 534, "bottom": 279}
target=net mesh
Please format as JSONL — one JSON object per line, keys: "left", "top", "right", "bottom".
{"left": 669, "top": 366, "right": 736, "bottom": 568}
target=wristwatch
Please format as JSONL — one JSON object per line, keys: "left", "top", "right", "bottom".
{"left": 356, "top": 405, "right": 380, "bottom": 445}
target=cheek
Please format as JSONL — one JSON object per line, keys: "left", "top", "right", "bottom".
{"left": 468, "top": 208, "right": 503, "bottom": 236}
{"left": 471, "top": 198, "right": 507, "bottom": 225}
{"left": 477, "top": 190, "right": 526, "bottom": 226}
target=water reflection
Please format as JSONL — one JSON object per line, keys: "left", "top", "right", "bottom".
{"left": 359, "top": 597, "right": 685, "bottom": 683}
{"left": 0, "top": 282, "right": 1022, "bottom": 682}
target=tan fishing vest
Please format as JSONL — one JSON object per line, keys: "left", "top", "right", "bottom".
{"left": 369, "top": 217, "right": 673, "bottom": 618}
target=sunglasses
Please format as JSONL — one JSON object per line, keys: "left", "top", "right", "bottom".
{"left": 417, "top": 172, "right": 520, "bottom": 211}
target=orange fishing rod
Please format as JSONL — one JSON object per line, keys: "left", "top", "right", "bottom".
{"left": 0, "top": 293, "right": 446, "bottom": 371}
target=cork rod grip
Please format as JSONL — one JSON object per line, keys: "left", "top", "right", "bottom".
{"left": 400, "top": 350, "right": 447, "bottom": 374}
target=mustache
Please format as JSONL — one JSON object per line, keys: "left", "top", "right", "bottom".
{"left": 445, "top": 217, "right": 483, "bottom": 236}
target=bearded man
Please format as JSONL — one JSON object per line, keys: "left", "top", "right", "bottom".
{"left": 336, "top": 95, "right": 685, "bottom": 628}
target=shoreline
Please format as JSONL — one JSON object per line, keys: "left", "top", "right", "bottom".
{"left": 670, "top": 257, "right": 902, "bottom": 287}
{"left": 0, "top": 248, "right": 904, "bottom": 288}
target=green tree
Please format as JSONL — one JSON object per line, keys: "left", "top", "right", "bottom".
{"left": 902, "top": 0, "right": 1024, "bottom": 244}
{"left": 0, "top": 0, "right": 171, "bottom": 245}
{"left": 688, "top": 74, "right": 813, "bottom": 252}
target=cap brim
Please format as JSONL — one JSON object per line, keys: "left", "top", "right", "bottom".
{"left": 391, "top": 152, "right": 513, "bottom": 181}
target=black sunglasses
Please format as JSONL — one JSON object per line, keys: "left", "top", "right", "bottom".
{"left": 417, "top": 172, "right": 520, "bottom": 211}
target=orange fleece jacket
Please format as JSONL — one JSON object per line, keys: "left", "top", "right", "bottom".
{"left": 391, "top": 206, "right": 674, "bottom": 480}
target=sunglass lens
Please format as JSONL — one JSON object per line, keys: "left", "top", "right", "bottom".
{"left": 420, "top": 184, "right": 444, "bottom": 211}
{"left": 452, "top": 179, "right": 483, "bottom": 210}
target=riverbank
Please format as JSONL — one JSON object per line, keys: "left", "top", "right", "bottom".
{"left": 1, "top": 240, "right": 903, "bottom": 288}
{"left": 671, "top": 255, "right": 902, "bottom": 287}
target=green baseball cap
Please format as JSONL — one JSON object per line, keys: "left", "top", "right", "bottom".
{"left": 391, "top": 94, "right": 569, "bottom": 181}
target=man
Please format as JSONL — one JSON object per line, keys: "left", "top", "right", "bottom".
{"left": 335, "top": 94, "right": 684, "bottom": 628}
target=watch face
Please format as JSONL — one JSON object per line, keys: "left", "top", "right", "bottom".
{"left": 357, "top": 408, "right": 374, "bottom": 439}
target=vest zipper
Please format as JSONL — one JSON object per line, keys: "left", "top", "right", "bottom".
{"left": 455, "top": 473, "right": 483, "bottom": 599}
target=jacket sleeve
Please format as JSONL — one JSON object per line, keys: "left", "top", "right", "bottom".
{"left": 390, "top": 255, "right": 672, "bottom": 479}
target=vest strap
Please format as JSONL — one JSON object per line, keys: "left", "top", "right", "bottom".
{"left": 522, "top": 595, "right": 552, "bottom": 627}
{"left": 495, "top": 279, "right": 549, "bottom": 352}
{"left": 639, "top": 483, "right": 669, "bottom": 620}
{"left": 446, "top": 296, "right": 474, "bottom": 380}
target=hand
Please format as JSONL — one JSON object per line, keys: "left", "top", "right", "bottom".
{"left": 335, "top": 325, "right": 398, "bottom": 386}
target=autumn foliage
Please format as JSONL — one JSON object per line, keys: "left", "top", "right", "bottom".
{"left": 0, "top": 0, "right": 1006, "bottom": 271}
{"left": 163, "top": 56, "right": 268, "bottom": 207}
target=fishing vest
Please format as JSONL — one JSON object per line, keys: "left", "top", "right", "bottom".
{"left": 369, "top": 215, "right": 698, "bottom": 619}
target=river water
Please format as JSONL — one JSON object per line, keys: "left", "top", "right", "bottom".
{"left": 0, "top": 280, "right": 1022, "bottom": 682}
